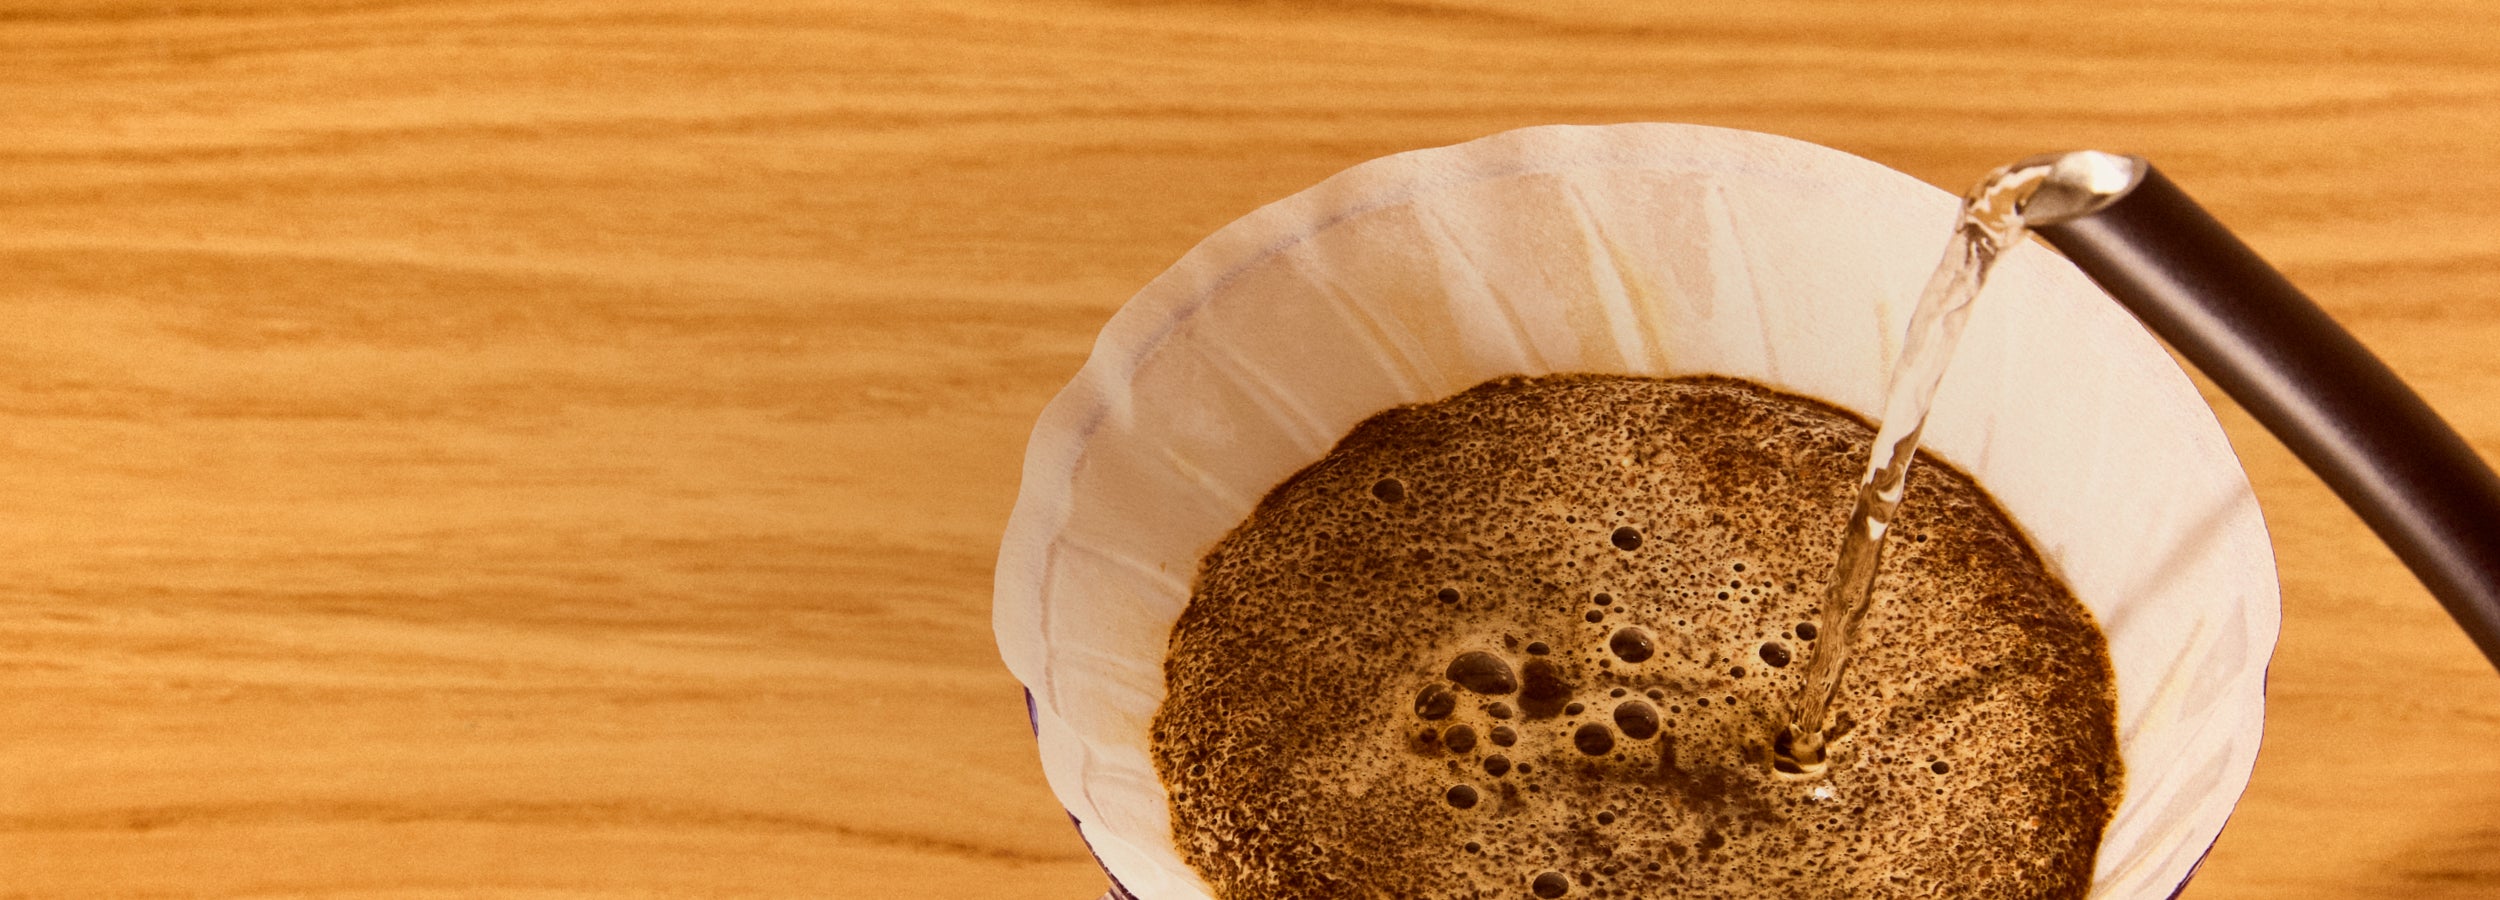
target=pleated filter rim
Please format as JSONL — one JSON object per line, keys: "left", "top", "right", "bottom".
{"left": 993, "top": 123, "right": 2280, "bottom": 900}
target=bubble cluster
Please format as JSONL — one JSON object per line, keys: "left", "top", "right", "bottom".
{"left": 1153, "top": 374, "right": 2122, "bottom": 900}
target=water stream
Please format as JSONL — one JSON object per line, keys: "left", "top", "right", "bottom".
{"left": 1772, "top": 150, "right": 2146, "bottom": 776}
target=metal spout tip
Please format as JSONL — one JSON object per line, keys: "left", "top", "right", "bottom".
{"left": 2010, "top": 150, "right": 2148, "bottom": 226}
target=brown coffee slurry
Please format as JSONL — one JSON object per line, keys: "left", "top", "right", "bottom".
{"left": 1150, "top": 374, "right": 2122, "bottom": 900}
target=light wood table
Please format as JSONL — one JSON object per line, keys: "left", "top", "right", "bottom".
{"left": 3, "top": 2, "right": 2495, "bottom": 897}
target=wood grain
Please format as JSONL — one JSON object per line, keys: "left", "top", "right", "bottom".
{"left": 0, "top": 1, "right": 2494, "bottom": 896}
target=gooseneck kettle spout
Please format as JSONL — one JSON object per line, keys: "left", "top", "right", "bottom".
{"left": 2025, "top": 157, "right": 2500, "bottom": 671}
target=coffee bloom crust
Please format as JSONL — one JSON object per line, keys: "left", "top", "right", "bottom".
{"left": 1151, "top": 375, "right": 2121, "bottom": 900}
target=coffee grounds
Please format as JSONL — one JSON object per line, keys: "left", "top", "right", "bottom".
{"left": 1152, "top": 374, "right": 2121, "bottom": 900}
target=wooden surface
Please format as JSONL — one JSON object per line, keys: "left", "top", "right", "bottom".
{"left": 2, "top": 1, "right": 2496, "bottom": 897}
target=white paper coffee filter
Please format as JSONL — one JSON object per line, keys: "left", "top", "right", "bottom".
{"left": 994, "top": 123, "right": 2279, "bottom": 899}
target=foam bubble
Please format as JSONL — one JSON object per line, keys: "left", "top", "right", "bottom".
{"left": 1446, "top": 652, "right": 1517, "bottom": 695}
{"left": 1608, "top": 627, "right": 1655, "bottom": 663}
{"left": 1518, "top": 658, "right": 1570, "bottom": 719}
{"left": 1572, "top": 723, "right": 1616, "bottom": 756}
{"left": 1760, "top": 642, "right": 1792, "bottom": 668}
{"left": 1613, "top": 700, "right": 1660, "bottom": 740}
{"left": 1414, "top": 685, "right": 1456, "bottom": 720}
